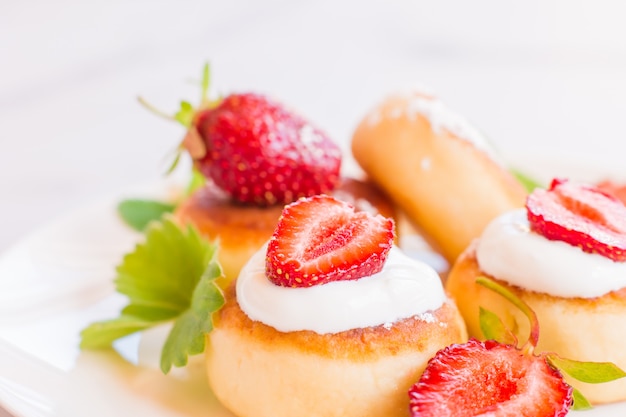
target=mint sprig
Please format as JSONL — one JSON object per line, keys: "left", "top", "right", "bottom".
{"left": 476, "top": 276, "right": 626, "bottom": 410}
{"left": 80, "top": 216, "right": 224, "bottom": 373}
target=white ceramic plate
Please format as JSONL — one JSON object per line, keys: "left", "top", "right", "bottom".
{"left": 0, "top": 156, "right": 625, "bottom": 417}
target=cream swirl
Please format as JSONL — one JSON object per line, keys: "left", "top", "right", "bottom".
{"left": 476, "top": 209, "right": 626, "bottom": 298}
{"left": 236, "top": 245, "right": 446, "bottom": 334}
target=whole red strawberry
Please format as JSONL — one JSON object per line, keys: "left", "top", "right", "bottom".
{"left": 409, "top": 338, "right": 572, "bottom": 417}
{"left": 141, "top": 64, "right": 342, "bottom": 206}
{"left": 191, "top": 93, "right": 342, "bottom": 206}
{"left": 265, "top": 195, "right": 394, "bottom": 287}
{"left": 526, "top": 178, "right": 626, "bottom": 261}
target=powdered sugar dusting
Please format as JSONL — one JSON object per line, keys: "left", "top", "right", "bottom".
{"left": 365, "top": 109, "right": 381, "bottom": 127}
{"left": 365, "top": 91, "right": 503, "bottom": 164}
{"left": 415, "top": 311, "right": 437, "bottom": 324}
{"left": 403, "top": 93, "right": 498, "bottom": 160}
{"left": 389, "top": 106, "right": 404, "bottom": 119}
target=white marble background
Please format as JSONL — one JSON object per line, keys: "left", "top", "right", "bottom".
{"left": 2, "top": 0, "right": 626, "bottom": 253}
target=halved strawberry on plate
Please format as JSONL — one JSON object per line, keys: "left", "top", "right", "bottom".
{"left": 409, "top": 276, "right": 626, "bottom": 417}
{"left": 409, "top": 338, "right": 572, "bottom": 417}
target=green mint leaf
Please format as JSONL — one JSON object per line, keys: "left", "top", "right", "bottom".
{"left": 118, "top": 199, "right": 176, "bottom": 232}
{"left": 511, "top": 168, "right": 543, "bottom": 193}
{"left": 80, "top": 217, "right": 224, "bottom": 373}
{"left": 479, "top": 307, "right": 517, "bottom": 346}
{"left": 571, "top": 387, "right": 593, "bottom": 410}
{"left": 160, "top": 262, "right": 224, "bottom": 373}
{"left": 547, "top": 354, "right": 626, "bottom": 384}
{"left": 186, "top": 167, "right": 207, "bottom": 196}
{"left": 80, "top": 315, "right": 153, "bottom": 348}
{"left": 174, "top": 101, "right": 195, "bottom": 128}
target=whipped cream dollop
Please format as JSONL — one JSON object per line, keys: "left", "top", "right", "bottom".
{"left": 476, "top": 209, "right": 626, "bottom": 298}
{"left": 236, "top": 245, "right": 446, "bottom": 334}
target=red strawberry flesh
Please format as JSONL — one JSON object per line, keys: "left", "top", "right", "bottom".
{"left": 194, "top": 94, "right": 342, "bottom": 206}
{"left": 265, "top": 195, "right": 394, "bottom": 287}
{"left": 597, "top": 180, "right": 626, "bottom": 206}
{"left": 526, "top": 178, "right": 626, "bottom": 261}
{"left": 409, "top": 338, "right": 573, "bottom": 417}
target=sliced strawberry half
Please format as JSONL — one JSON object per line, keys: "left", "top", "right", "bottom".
{"left": 526, "top": 178, "right": 626, "bottom": 261}
{"left": 408, "top": 338, "right": 573, "bottom": 417}
{"left": 265, "top": 195, "right": 394, "bottom": 287}
{"left": 596, "top": 180, "right": 626, "bottom": 206}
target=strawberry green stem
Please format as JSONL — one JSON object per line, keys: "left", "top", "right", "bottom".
{"left": 200, "top": 63, "right": 210, "bottom": 106}
{"left": 137, "top": 96, "right": 177, "bottom": 121}
{"left": 476, "top": 276, "right": 540, "bottom": 351}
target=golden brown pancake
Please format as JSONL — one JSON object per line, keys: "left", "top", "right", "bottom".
{"left": 206, "top": 284, "right": 467, "bottom": 417}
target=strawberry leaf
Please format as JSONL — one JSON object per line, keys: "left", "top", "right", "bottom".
{"left": 476, "top": 276, "right": 539, "bottom": 350}
{"left": 160, "top": 261, "right": 224, "bottom": 373}
{"left": 80, "top": 216, "right": 224, "bottom": 374}
{"left": 571, "top": 388, "right": 592, "bottom": 411}
{"left": 546, "top": 354, "right": 626, "bottom": 384}
{"left": 80, "top": 315, "right": 153, "bottom": 348}
{"left": 164, "top": 149, "right": 183, "bottom": 175}
{"left": 174, "top": 101, "right": 195, "bottom": 128}
{"left": 117, "top": 169, "right": 206, "bottom": 234}
{"left": 117, "top": 199, "right": 176, "bottom": 231}
{"left": 186, "top": 167, "right": 207, "bottom": 196}
{"left": 511, "top": 168, "right": 543, "bottom": 193}
{"left": 479, "top": 307, "right": 517, "bottom": 346}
